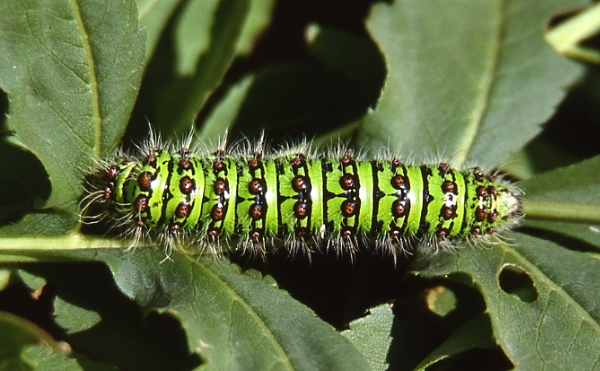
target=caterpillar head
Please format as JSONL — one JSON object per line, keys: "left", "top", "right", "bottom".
{"left": 495, "top": 186, "right": 523, "bottom": 225}
{"left": 467, "top": 169, "right": 523, "bottom": 238}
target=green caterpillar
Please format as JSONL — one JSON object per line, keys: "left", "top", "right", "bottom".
{"left": 82, "top": 132, "right": 522, "bottom": 258}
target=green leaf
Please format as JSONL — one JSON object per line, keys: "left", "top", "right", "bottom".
{"left": 415, "top": 313, "right": 496, "bottom": 369}
{"left": 105, "top": 249, "right": 370, "bottom": 371}
{"left": 209, "top": 25, "right": 386, "bottom": 143}
{"left": 9, "top": 260, "right": 201, "bottom": 370}
{"left": 0, "top": 250, "right": 371, "bottom": 370}
{"left": 504, "top": 138, "right": 583, "bottom": 179}
{"left": 137, "top": 0, "right": 183, "bottom": 64}
{"left": 359, "top": 0, "right": 585, "bottom": 166}
{"left": 521, "top": 155, "right": 600, "bottom": 247}
{"left": 197, "top": 74, "right": 256, "bottom": 145}
{"left": 233, "top": 0, "right": 276, "bottom": 56}
{"left": 225, "top": 63, "right": 377, "bottom": 141}
{"left": 546, "top": 2, "right": 600, "bottom": 63}
{"left": 343, "top": 304, "right": 394, "bottom": 371}
{"left": 23, "top": 344, "right": 116, "bottom": 371}
{"left": 416, "top": 233, "right": 600, "bottom": 369}
{"left": 358, "top": 280, "right": 499, "bottom": 370}
{"left": 308, "top": 25, "right": 386, "bottom": 111}
{"left": 0, "top": 0, "right": 144, "bottom": 234}
{"left": 148, "top": 0, "right": 275, "bottom": 134}
{"left": 0, "top": 310, "right": 65, "bottom": 370}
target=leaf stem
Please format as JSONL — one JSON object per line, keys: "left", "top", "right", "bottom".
{"left": 0, "top": 235, "right": 133, "bottom": 250}
{"left": 522, "top": 200, "right": 600, "bottom": 224}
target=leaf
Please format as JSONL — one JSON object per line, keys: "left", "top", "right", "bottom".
{"left": 225, "top": 63, "right": 378, "bottom": 142}
{"left": 104, "top": 249, "right": 371, "bottom": 371}
{"left": 205, "top": 25, "right": 386, "bottom": 143}
{"left": 233, "top": 0, "right": 276, "bottom": 57}
{"left": 504, "top": 67, "right": 600, "bottom": 178}
{"left": 359, "top": 0, "right": 585, "bottom": 166}
{"left": 521, "top": 155, "right": 600, "bottom": 247}
{"left": 415, "top": 233, "right": 600, "bottom": 369}
{"left": 308, "top": 25, "right": 386, "bottom": 112}
{"left": 148, "top": 0, "right": 275, "bottom": 134}
{"left": 546, "top": 2, "right": 600, "bottom": 64}
{"left": 414, "top": 313, "right": 497, "bottom": 369}
{"left": 343, "top": 304, "right": 394, "bottom": 371}
{"left": 0, "top": 310, "right": 66, "bottom": 369}
{"left": 197, "top": 74, "right": 256, "bottom": 145}
{"left": 137, "top": 0, "right": 183, "bottom": 64}
{"left": 23, "top": 345, "right": 117, "bottom": 371}
{"left": 10, "top": 260, "right": 201, "bottom": 370}
{"left": 504, "top": 138, "right": 582, "bottom": 180}
{"left": 353, "top": 280, "right": 499, "bottom": 370}
{"left": 0, "top": 0, "right": 144, "bottom": 234}
{"left": 1, "top": 249, "right": 373, "bottom": 370}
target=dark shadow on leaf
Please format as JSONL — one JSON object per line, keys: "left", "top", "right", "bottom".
{"left": 518, "top": 227, "right": 600, "bottom": 254}
{"left": 4, "top": 262, "right": 201, "bottom": 371}
{"left": 233, "top": 244, "right": 412, "bottom": 329}
{"left": 0, "top": 137, "right": 51, "bottom": 226}
{"left": 424, "top": 348, "right": 513, "bottom": 371}
{"left": 387, "top": 278, "right": 493, "bottom": 370}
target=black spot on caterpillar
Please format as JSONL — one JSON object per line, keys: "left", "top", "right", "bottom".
{"left": 81, "top": 130, "right": 522, "bottom": 260}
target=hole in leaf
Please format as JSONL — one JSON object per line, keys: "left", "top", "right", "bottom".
{"left": 424, "top": 285, "right": 457, "bottom": 317}
{"left": 498, "top": 265, "right": 538, "bottom": 303}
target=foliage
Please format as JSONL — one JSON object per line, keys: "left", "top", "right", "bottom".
{"left": 1, "top": 0, "right": 600, "bottom": 370}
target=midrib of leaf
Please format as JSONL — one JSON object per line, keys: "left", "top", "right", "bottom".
{"left": 187, "top": 255, "right": 294, "bottom": 369}
{"left": 455, "top": 0, "right": 504, "bottom": 168}
{"left": 70, "top": 0, "right": 102, "bottom": 159}
{"left": 522, "top": 201, "right": 600, "bottom": 224}
{"left": 0, "top": 235, "right": 131, "bottom": 252}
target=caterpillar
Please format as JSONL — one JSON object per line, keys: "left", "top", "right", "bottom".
{"left": 81, "top": 131, "right": 523, "bottom": 260}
